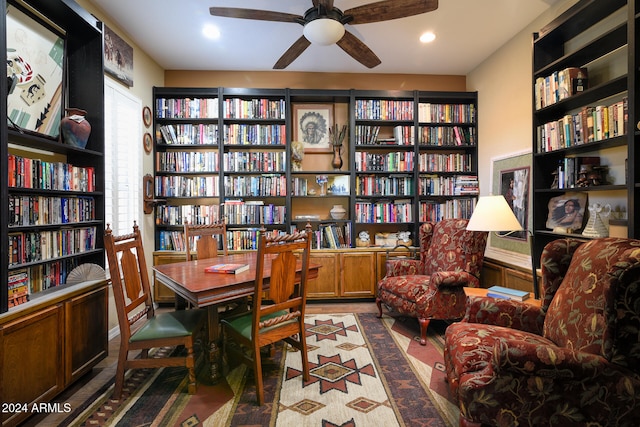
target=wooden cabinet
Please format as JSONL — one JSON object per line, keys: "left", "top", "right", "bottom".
{"left": 482, "top": 259, "right": 535, "bottom": 293}
{"left": 153, "top": 252, "right": 186, "bottom": 303}
{"left": 307, "top": 249, "right": 378, "bottom": 299}
{"left": 0, "top": 282, "right": 108, "bottom": 427}
{"left": 531, "top": 0, "right": 639, "bottom": 266}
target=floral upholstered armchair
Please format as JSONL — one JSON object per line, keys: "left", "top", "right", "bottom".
{"left": 376, "top": 219, "right": 488, "bottom": 345}
{"left": 444, "top": 237, "right": 640, "bottom": 427}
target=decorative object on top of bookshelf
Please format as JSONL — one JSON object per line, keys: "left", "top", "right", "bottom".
{"left": 142, "top": 106, "right": 152, "bottom": 127}
{"left": 291, "top": 140, "right": 304, "bottom": 171}
{"left": 356, "top": 230, "right": 370, "bottom": 247}
{"left": 294, "top": 104, "right": 333, "bottom": 152}
{"left": 581, "top": 203, "right": 611, "bottom": 238}
{"left": 6, "top": 5, "right": 64, "bottom": 139}
{"left": 60, "top": 108, "right": 91, "bottom": 148}
{"left": 491, "top": 151, "right": 532, "bottom": 253}
{"left": 104, "top": 24, "right": 133, "bottom": 87}
{"left": 143, "top": 132, "right": 153, "bottom": 154}
{"left": 546, "top": 192, "right": 587, "bottom": 233}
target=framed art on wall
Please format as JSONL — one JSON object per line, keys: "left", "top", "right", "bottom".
{"left": 491, "top": 150, "right": 532, "bottom": 254}
{"left": 6, "top": 5, "right": 64, "bottom": 138}
{"left": 142, "top": 106, "right": 152, "bottom": 127}
{"left": 104, "top": 25, "right": 134, "bottom": 87}
{"left": 293, "top": 104, "right": 333, "bottom": 152}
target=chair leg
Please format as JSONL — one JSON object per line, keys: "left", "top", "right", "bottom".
{"left": 186, "top": 344, "right": 197, "bottom": 394}
{"left": 418, "top": 317, "right": 430, "bottom": 345}
{"left": 113, "top": 345, "right": 129, "bottom": 399}
{"left": 299, "top": 322, "right": 310, "bottom": 382}
{"left": 376, "top": 297, "right": 384, "bottom": 318}
{"left": 253, "top": 346, "right": 265, "bottom": 406}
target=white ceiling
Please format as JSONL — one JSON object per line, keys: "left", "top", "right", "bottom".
{"left": 89, "top": 0, "right": 559, "bottom": 75}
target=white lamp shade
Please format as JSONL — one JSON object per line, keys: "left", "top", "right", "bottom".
{"left": 467, "top": 195, "right": 524, "bottom": 232}
{"left": 303, "top": 19, "right": 345, "bottom": 45}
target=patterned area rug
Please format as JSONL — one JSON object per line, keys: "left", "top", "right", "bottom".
{"left": 58, "top": 312, "right": 458, "bottom": 426}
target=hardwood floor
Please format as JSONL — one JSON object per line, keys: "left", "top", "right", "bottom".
{"left": 20, "top": 301, "right": 378, "bottom": 426}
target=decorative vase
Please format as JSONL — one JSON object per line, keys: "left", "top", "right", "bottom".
{"left": 60, "top": 108, "right": 91, "bottom": 148}
{"left": 330, "top": 204, "right": 346, "bottom": 220}
{"left": 331, "top": 146, "right": 343, "bottom": 170}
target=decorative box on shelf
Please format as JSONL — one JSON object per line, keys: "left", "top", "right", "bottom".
{"left": 374, "top": 232, "right": 412, "bottom": 247}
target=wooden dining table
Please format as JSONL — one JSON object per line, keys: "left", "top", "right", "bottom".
{"left": 153, "top": 252, "right": 320, "bottom": 382}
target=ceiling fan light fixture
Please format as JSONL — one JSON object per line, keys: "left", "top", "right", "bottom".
{"left": 303, "top": 18, "right": 345, "bottom": 45}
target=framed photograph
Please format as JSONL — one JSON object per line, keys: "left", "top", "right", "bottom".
{"left": 6, "top": 5, "right": 64, "bottom": 138}
{"left": 293, "top": 104, "right": 333, "bottom": 152}
{"left": 491, "top": 150, "right": 532, "bottom": 254}
{"left": 143, "top": 132, "right": 153, "bottom": 154}
{"left": 142, "top": 106, "right": 152, "bottom": 127}
{"left": 546, "top": 192, "right": 588, "bottom": 232}
{"left": 104, "top": 25, "right": 134, "bottom": 87}
{"left": 499, "top": 165, "right": 530, "bottom": 240}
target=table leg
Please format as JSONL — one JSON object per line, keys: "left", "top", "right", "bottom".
{"left": 207, "top": 306, "right": 222, "bottom": 383}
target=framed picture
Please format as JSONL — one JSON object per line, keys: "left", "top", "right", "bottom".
{"left": 491, "top": 150, "right": 532, "bottom": 254}
{"left": 546, "top": 192, "right": 588, "bottom": 232}
{"left": 293, "top": 104, "right": 333, "bottom": 152}
{"left": 6, "top": 5, "right": 64, "bottom": 138}
{"left": 142, "top": 106, "right": 152, "bottom": 127}
{"left": 143, "top": 132, "right": 153, "bottom": 154}
{"left": 104, "top": 25, "right": 134, "bottom": 87}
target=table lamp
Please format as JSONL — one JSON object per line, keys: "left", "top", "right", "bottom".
{"left": 466, "top": 195, "right": 539, "bottom": 299}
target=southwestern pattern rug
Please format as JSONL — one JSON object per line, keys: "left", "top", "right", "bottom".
{"left": 55, "top": 312, "right": 458, "bottom": 426}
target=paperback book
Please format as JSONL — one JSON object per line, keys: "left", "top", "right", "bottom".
{"left": 486, "top": 285, "right": 530, "bottom": 301}
{"left": 204, "top": 263, "right": 250, "bottom": 274}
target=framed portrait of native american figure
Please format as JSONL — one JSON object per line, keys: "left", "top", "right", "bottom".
{"left": 293, "top": 104, "right": 333, "bottom": 152}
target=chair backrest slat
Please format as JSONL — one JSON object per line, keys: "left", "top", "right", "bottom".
{"left": 184, "top": 221, "right": 228, "bottom": 261}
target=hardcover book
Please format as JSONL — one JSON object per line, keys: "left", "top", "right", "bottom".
{"left": 487, "top": 285, "right": 530, "bottom": 301}
{"left": 204, "top": 263, "right": 250, "bottom": 274}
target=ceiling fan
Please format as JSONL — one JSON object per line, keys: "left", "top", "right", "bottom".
{"left": 209, "top": 0, "right": 438, "bottom": 69}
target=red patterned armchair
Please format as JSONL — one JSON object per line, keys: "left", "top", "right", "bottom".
{"left": 376, "top": 219, "right": 488, "bottom": 345}
{"left": 444, "top": 237, "right": 640, "bottom": 427}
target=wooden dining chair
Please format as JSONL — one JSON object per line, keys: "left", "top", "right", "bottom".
{"left": 104, "top": 222, "right": 207, "bottom": 399}
{"left": 221, "top": 230, "right": 312, "bottom": 405}
{"left": 184, "top": 221, "right": 228, "bottom": 261}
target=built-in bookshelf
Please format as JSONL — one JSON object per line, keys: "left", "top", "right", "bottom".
{"left": 531, "top": 0, "right": 638, "bottom": 269}
{"left": 152, "top": 88, "right": 479, "bottom": 251}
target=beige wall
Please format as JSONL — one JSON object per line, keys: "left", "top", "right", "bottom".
{"left": 79, "top": 0, "right": 165, "bottom": 333}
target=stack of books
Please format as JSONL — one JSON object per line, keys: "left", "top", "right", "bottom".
{"left": 486, "top": 285, "right": 530, "bottom": 301}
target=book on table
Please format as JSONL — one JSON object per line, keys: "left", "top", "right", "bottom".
{"left": 204, "top": 263, "right": 250, "bottom": 274}
{"left": 486, "top": 285, "right": 530, "bottom": 301}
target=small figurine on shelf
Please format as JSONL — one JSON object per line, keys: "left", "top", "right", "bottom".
{"left": 291, "top": 140, "right": 304, "bottom": 171}
{"left": 316, "top": 174, "right": 328, "bottom": 196}
{"left": 356, "top": 231, "right": 370, "bottom": 247}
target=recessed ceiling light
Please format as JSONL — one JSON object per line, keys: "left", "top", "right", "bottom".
{"left": 420, "top": 32, "right": 436, "bottom": 43}
{"left": 202, "top": 24, "right": 220, "bottom": 40}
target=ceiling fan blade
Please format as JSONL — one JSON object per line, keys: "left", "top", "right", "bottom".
{"left": 344, "top": 0, "right": 438, "bottom": 25}
{"left": 336, "top": 31, "right": 381, "bottom": 69}
{"left": 209, "top": 7, "right": 302, "bottom": 23}
{"left": 273, "top": 36, "right": 312, "bottom": 69}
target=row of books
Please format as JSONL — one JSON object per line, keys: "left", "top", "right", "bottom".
{"left": 156, "top": 151, "right": 219, "bottom": 173}
{"left": 223, "top": 98, "right": 286, "bottom": 120}
{"left": 418, "top": 153, "right": 474, "bottom": 173}
{"left": 354, "top": 125, "right": 416, "bottom": 146}
{"left": 354, "top": 199, "right": 413, "bottom": 223}
{"left": 317, "top": 223, "right": 350, "bottom": 249}
{"left": 417, "top": 103, "right": 476, "bottom": 124}
{"left": 354, "top": 99, "right": 414, "bottom": 120}
{"left": 155, "top": 175, "right": 219, "bottom": 197}
{"left": 155, "top": 204, "right": 221, "bottom": 226}
{"left": 223, "top": 123, "right": 286, "bottom": 145}
{"left": 7, "top": 259, "right": 78, "bottom": 307}
{"left": 8, "top": 226, "right": 97, "bottom": 266}
{"left": 223, "top": 174, "right": 287, "bottom": 197}
{"left": 355, "top": 174, "right": 414, "bottom": 197}
{"left": 8, "top": 154, "right": 96, "bottom": 192}
{"left": 419, "top": 126, "right": 476, "bottom": 146}
{"left": 354, "top": 151, "right": 415, "bottom": 172}
{"left": 161, "top": 228, "right": 285, "bottom": 251}
{"left": 9, "top": 195, "right": 96, "bottom": 227}
{"left": 419, "top": 198, "right": 476, "bottom": 222}
{"left": 222, "top": 200, "right": 286, "bottom": 225}
{"left": 535, "top": 67, "right": 588, "bottom": 110}
{"left": 223, "top": 151, "right": 286, "bottom": 173}
{"left": 419, "top": 174, "right": 479, "bottom": 196}
{"left": 158, "top": 123, "right": 219, "bottom": 145}
{"left": 156, "top": 97, "right": 219, "bottom": 119}
{"left": 537, "top": 99, "right": 628, "bottom": 152}
{"left": 554, "top": 156, "right": 600, "bottom": 189}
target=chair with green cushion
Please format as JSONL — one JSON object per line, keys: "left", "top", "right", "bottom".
{"left": 104, "top": 222, "right": 207, "bottom": 399}
{"left": 222, "top": 230, "right": 312, "bottom": 405}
